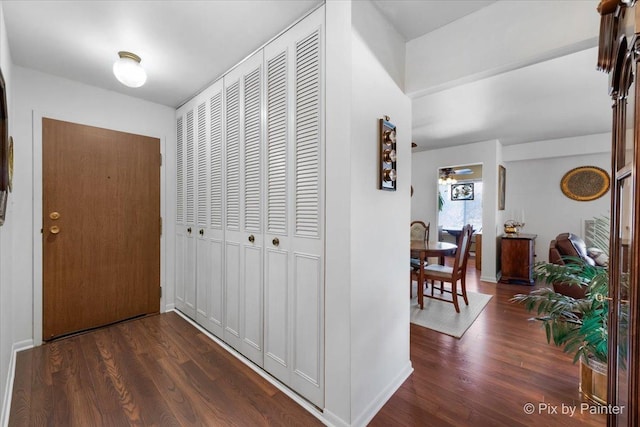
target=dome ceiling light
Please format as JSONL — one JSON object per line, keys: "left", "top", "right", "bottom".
{"left": 113, "top": 51, "right": 147, "bottom": 88}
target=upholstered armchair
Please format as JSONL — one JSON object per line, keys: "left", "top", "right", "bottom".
{"left": 548, "top": 233, "right": 598, "bottom": 299}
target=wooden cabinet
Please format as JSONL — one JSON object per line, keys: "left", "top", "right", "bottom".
{"left": 499, "top": 234, "right": 537, "bottom": 284}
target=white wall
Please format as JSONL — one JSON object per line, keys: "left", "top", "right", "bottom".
{"left": 349, "top": 1, "right": 412, "bottom": 425}
{"left": 405, "top": 0, "right": 600, "bottom": 96}
{"left": 10, "top": 67, "right": 175, "bottom": 352}
{"left": 351, "top": 0, "right": 405, "bottom": 91}
{"left": 324, "top": 1, "right": 412, "bottom": 425}
{"left": 411, "top": 140, "right": 501, "bottom": 282}
{"left": 324, "top": 1, "right": 352, "bottom": 424}
{"left": 0, "top": 3, "right": 13, "bottom": 424}
{"left": 503, "top": 135, "right": 611, "bottom": 262}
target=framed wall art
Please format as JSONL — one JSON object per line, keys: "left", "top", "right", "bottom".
{"left": 451, "top": 183, "right": 474, "bottom": 201}
{"left": 498, "top": 165, "right": 506, "bottom": 210}
{"left": 378, "top": 116, "right": 397, "bottom": 191}
{"left": 0, "top": 69, "right": 8, "bottom": 225}
{"left": 560, "top": 166, "right": 610, "bottom": 201}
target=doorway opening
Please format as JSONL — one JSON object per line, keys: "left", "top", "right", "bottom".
{"left": 437, "top": 163, "right": 483, "bottom": 265}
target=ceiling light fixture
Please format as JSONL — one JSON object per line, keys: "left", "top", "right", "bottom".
{"left": 113, "top": 51, "right": 147, "bottom": 88}
{"left": 438, "top": 168, "right": 457, "bottom": 185}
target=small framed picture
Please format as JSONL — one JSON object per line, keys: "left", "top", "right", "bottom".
{"left": 498, "top": 165, "right": 506, "bottom": 210}
{"left": 451, "top": 183, "right": 474, "bottom": 201}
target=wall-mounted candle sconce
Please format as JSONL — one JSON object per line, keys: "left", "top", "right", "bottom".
{"left": 379, "top": 116, "right": 397, "bottom": 191}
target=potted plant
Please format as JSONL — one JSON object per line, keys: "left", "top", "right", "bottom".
{"left": 511, "top": 218, "right": 611, "bottom": 405}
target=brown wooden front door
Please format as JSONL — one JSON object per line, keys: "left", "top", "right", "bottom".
{"left": 42, "top": 118, "right": 160, "bottom": 340}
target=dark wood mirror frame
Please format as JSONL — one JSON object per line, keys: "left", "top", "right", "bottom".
{"left": 0, "top": 68, "right": 8, "bottom": 226}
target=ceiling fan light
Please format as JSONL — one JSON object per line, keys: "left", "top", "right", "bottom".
{"left": 113, "top": 51, "right": 147, "bottom": 88}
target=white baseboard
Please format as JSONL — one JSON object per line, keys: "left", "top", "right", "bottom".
{"left": 480, "top": 274, "right": 497, "bottom": 283}
{"left": 171, "top": 309, "right": 334, "bottom": 426}
{"left": 350, "top": 362, "right": 414, "bottom": 427}
{"left": 323, "top": 409, "right": 350, "bottom": 427}
{"left": 1, "top": 339, "right": 34, "bottom": 427}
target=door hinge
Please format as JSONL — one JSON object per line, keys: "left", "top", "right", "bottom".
{"left": 159, "top": 286, "right": 162, "bottom": 298}
{"left": 159, "top": 153, "right": 163, "bottom": 166}
{"left": 160, "top": 217, "right": 163, "bottom": 236}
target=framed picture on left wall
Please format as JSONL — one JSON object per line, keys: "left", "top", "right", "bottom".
{"left": 0, "top": 68, "right": 8, "bottom": 225}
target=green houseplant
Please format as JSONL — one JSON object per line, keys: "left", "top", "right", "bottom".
{"left": 511, "top": 217, "right": 610, "bottom": 404}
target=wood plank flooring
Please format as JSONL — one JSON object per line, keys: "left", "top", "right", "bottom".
{"left": 371, "top": 263, "right": 606, "bottom": 427}
{"left": 9, "top": 261, "right": 606, "bottom": 426}
{"left": 8, "top": 312, "right": 321, "bottom": 427}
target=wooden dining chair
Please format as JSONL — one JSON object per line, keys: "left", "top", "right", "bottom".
{"left": 410, "top": 221, "right": 430, "bottom": 297}
{"left": 420, "top": 224, "right": 473, "bottom": 312}
{"left": 410, "top": 220, "right": 430, "bottom": 241}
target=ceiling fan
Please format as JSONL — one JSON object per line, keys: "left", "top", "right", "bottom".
{"left": 440, "top": 167, "right": 473, "bottom": 176}
{"left": 439, "top": 167, "right": 473, "bottom": 184}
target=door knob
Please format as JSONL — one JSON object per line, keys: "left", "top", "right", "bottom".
{"left": 272, "top": 237, "right": 280, "bottom": 247}
{"left": 49, "top": 211, "right": 61, "bottom": 220}
{"left": 248, "top": 234, "right": 255, "bottom": 243}
{"left": 199, "top": 229, "right": 204, "bottom": 236}
{"left": 187, "top": 227, "right": 192, "bottom": 234}
{"left": 50, "top": 225, "right": 60, "bottom": 234}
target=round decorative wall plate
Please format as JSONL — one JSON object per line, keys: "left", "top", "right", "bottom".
{"left": 560, "top": 166, "right": 610, "bottom": 201}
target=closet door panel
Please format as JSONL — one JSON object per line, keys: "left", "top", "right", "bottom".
{"left": 195, "top": 99, "right": 210, "bottom": 327}
{"left": 240, "top": 52, "right": 264, "bottom": 366}
{"left": 183, "top": 232, "right": 197, "bottom": 318}
{"left": 175, "top": 113, "right": 186, "bottom": 312}
{"left": 242, "top": 245, "right": 263, "bottom": 365}
{"left": 264, "top": 33, "right": 292, "bottom": 384}
{"left": 205, "top": 83, "right": 225, "bottom": 338}
{"left": 224, "top": 51, "right": 264, "bottom": 361}
{"left": 224, "top": 241, "right": 242, "bottom": 349}
{"left": 195, "top": 82, "right": 225, "bottom": 338}
{"left": 265, "top": 249, "right": 289, "bottom": 379}
{"left": 263, "top": 7, "right": 324, "bottom": 407}
{"left": 291, "top": 253, "right": 322, "bottom": 398}
{"left": 175, "top": 103, "right": 197, "bottom": 319}
{"left": 289, "top": 10, "right": 324, "bottom": 407}
{"left": 224, "top": 72, "right": 244, "bottom": 351}
{"left": 206, "top": 238, "right": 224, "bottom": 336}
{"left": 175, "top": 229, "right": 186, "bottom": 311}
{"left": 183, "top": 108, "right": 197, "bottom": 318}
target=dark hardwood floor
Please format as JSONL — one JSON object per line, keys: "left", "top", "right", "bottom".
{"left": 8, "top": 312, "right": 321, "bottom": 426}
{"left": 371, "top": 262, "right": 606, "bottom": 427}
{"left": 9, "top": 260, "right": 606, "bottom": 426}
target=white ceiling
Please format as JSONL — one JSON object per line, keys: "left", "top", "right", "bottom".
{"left": 3, "top": 0, "right": 321, "bottom": 107}
{"left": 2, "top": 1, "right": 611, "bottom": 149}
{"left": 412, "top": 47, "right": 611, "bottom": 148}
{"left": 372, "top": 0, "right": 497, "bottom": 41}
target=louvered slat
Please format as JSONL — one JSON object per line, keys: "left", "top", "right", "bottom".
{"left": 197, "top": 102, "right": 208, "bottom": 226}
{"left": 295, "top": 30, "right": 320, "bottom": 237}
{"left": 176, "top": 116, "right": 184, "bottom": 223}
{"left": 244, "top": 67, "right": 262, "bottom": 232}
{"left": 267, "top": 52, "right": 288, "bottom": 235}
{"left": 186, "top": 110, "right": 195, "bottom": 225}
{"left": 226, "top": 82, "right": 241, "bottom": 230}
{"left": 210, "top": 92, "right": 223, "bottom": 229}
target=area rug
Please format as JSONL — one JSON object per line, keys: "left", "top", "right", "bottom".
{"left": 410, "top": 291, "right": 492, "bottom": 338}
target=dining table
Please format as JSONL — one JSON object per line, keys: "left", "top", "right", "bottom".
{"left": 410, "top": 240, "right": 458, "bottom": 309}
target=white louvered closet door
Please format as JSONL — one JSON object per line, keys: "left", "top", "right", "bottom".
{"left": 224, "top": 51, "right": 265, "bottom": 366}
{"left": 175, "top": 101, "right": 197, "bottom": 319}
{"left": 195, "top": 80, "right": 225, "bottom": 338}
{"left": 263, "top": 7, "right": 324, "bottom": 408}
